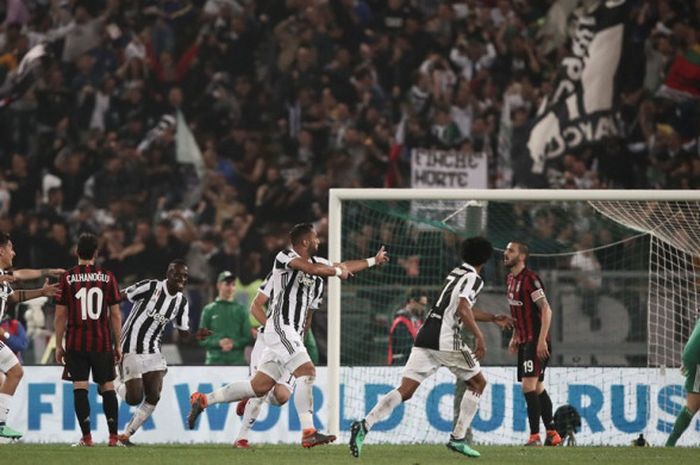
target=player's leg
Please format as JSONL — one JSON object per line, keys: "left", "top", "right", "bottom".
{"left": 235, "top": 381, "right": 292, "bottom": 448}
{"left": 666, "top": 362, "right": 700, "bottom": 446}
{"left": 446, "top": 350, "right": 483, "bottom": 458}
{"left": 188, "top": 370, "right": 275, "bottom": 430}
{"left": 121, "top": 368, "right": 164, "bottom": 443}
{"left": 121, "top": 354, "right": 145, "bottom": 405}
{"left": 350, "top": 347, "right": 435, "bottom": 458}
{"left": 0, "top": 345, "right": 23, "bottom": 439}
{"left": 519, "top": 342, "right": 543, "bottom": 446}
{"left": 92, "top": 352, "right": 119, "bottom": 446}
{"left": 536, "top": 342, "right": 560, "bottom": 446}
{"left": 62, "top": 351, "right": 94, "bottom": 446}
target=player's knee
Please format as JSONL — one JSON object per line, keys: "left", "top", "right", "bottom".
{"left": 274, "top": 386, "right": 291, "bottom": 405}
{"left": 125, "top": 391, "right": 142, "bottom": 405}
{"left": 398, "top": 387, "right": 413, "bottom": 401}
{"left": 145, "top": 393, "right": 160, "bottom": 405}
{"left": 7, "top": 364, "right": 23, "bottom": 381}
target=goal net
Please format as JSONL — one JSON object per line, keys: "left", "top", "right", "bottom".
{"left": 326, "top": 189, "right": 700, "bottom": 446}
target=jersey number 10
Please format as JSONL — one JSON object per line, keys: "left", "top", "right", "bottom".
{"left": 75, "top": 287, "right": 104, "bottom": 320}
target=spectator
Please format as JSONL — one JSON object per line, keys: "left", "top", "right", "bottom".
{"left": 198, "top": 271, "right": 252, "bottom": 365}
{"left": 387, "top": 292, "right": 427, "bottom": 365}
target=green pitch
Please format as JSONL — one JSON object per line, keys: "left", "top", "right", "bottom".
{"left": 4, "top": 444, "right": 699, "bottom": 465}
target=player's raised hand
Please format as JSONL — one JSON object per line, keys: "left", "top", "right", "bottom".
{"left": 41, "top": 278, "right": 59, "bottom": 297}
{"left": 338, "top": 264, "right": 352, "bottom": 279}
{"left": 0, "top": 274, "right": 15, "bottom": 283}
{"left": 374, "top": 246, "right": 389, "bottom": 266}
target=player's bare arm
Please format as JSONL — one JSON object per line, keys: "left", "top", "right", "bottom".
{"left": 250, "top": 292, "right": 269, "bottom": 326}
{"left": 337, "top": 246, "right": 390, "bottom": 274}
{"left": 534, "top": 296, "right": 552, "bottom": 360}
{"left": 473, "top": 307, "right": 513, "bottom": 330}
{"left": 12, "top": 268, "right": 65, "bottom": 280}
{"left": 178, "top": 327, "right": 213, "bottom": 341}
{"left": 508, "top": 330, "right": 518, "bottom": 354}
{"left": 457, "top": 297, "right": 486, "bottom": 360}
{"left": 8, "top": 278, "right": 59, "bottom": 304}
{"left": 289, "top": 257, "right": 351, "bottom": 279}
{"left": 54, "top": 304, "right": 68, "bottom": 365}
{"left": 109, "top": 303, "right": 123, "bottom": 364}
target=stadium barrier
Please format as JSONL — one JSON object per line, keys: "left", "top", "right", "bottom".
{"left": 8, "top": 366, "right": 695, "bottom": 445}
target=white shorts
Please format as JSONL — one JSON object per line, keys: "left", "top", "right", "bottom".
{"left": 120, "top": 352, "right": 167, "bottom": 382}
{"left": 403, "top": 347, "right": 481, "bottom": 383}
{"left": 258, "top": 326, "right": 310, "bottom": 382}
{"left": 250, "top": 334, "right": 294, "bottom": 390}
{"left": 0, "top": 341, "right": 20, "bottom": 373}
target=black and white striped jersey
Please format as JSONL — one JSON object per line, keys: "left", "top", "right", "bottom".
{"left": 120, "top": 279, "right": 190, "bottom": 354}
{"left": 0, "top": 269, "right": 14, "bottom": 322}
{"left": 415, "top": 263, "right": 484, "bottom": 352}
{"left": 264, "top": 248, "right": 327, "bottom": 336}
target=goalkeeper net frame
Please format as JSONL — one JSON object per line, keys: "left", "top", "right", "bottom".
{"left": 326, "top": 188, "right": 700, "bottom": 438}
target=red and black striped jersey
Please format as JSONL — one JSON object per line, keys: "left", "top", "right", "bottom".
{"left": 56, "top": 264, "right": 121, "bottom": 352}
{"left": 506, "top": 267, "right": 549, "bottom": 344}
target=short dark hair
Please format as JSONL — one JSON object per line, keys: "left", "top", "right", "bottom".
{"left": 168, "top": 258, "right": 188, "bottom": 270}
{"left": 461, "top": 236, "right": 493, "bottom": 267}
{"left": 0, "top": 232, "right": 10, "bottom": 247}
{"left": 77, "top": 233, "right": 98, "bottom": 260}
{"left": 512, "top": 241, "right": 529, "bottom": 258}
{"left": 289, "top": 223, "right": 314, "bottom": 245}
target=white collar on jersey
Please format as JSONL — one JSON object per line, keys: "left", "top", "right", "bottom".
{"left": 461, "top": 262, "right": 478, "bottom": 273}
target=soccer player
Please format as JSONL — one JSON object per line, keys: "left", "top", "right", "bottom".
{"left": 188, "top": 222, "right": 388, "bottom": 448}
{"left": 116, "top": 259, "right": 210, "bottom": 446}
{"left": 665, "top": 316, "right": 700, "bottom": 446}
{"left": 54, "top": 233, "right": 123, "bottom": 447}
{"left": 350, "top": 236, "right": 495, "bottom": 458}
{"left": 0, "top": 232, "right": 59, "bottom": 440}
{"left": 232, "top": 269, "right": 321, "bottom": 448}
{"left": 503, "top": 241, "right": 561, "bottom": 446}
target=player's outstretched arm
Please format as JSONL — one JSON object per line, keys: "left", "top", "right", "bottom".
{"left": 289, "top": 257, "right": 351, "bottom": 279}
{"left": 338, "top": 246, "right": 389, "bottom": 274}
{"left": 12, "top": 268, "right": 65, "bottom": 281}
{"left": 473, "top": 307, "right": 513, "bottom": 330}
{"left": 8, "top": 278, "right": 59, "bottom": 303}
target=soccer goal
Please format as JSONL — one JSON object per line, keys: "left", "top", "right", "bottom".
{"left": 326, "top": 189, "right": 700, "bottom": 446}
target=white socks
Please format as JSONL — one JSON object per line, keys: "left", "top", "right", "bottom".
{"left": 125, "top": 402, "right": 156, "bottom": 436}
{"left": 453, "top": 390, "right": 480, "bottom": 440}
{"left": 0, "top": 392, "right": 11, "bottom": 423}
{"left": 294, "top": 376, "right": 315, "bottom": 430}
{"left": 365, "top": 389, "right": 402, "bottom": 431}
{"left": 207, "top": 381, "right": 256, "bottom": 405}
{"left": 237, "top": 396, "right": 265, "bottom": 441}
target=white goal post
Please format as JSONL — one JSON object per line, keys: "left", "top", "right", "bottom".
{"left": 326, "top": 188, "right": 700, "bottom": 438}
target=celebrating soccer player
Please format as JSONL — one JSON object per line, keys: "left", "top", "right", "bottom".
{"left": 0, "top": 233, "right": 59, "bottom": 440}
{"left": 665, "top": 315, "right": 700, "bottom": 446}
{"left": 188, "top": 222, "right": 388, "bottom": 448}
{"left": 115, "top": 259, "right": 210, "bottom": 446}
{"left": 503, "top": 241, "right": 561, "bottom": 446}
{"left": 350, "top": 236, "right": 497, "bottom": 458}
{"left": 54, "top": 233, "right": 123, "bottom": 447}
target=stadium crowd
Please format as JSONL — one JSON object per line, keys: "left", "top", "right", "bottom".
{"left": 0, "top": 0, "right": 697, "bottom": 362}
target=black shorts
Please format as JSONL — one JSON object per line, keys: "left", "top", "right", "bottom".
{"left": 517, "top": 341, "right": 551, "bottom": 382}
{"left": 62, "top": 351, "right": 116, "bottom": 384}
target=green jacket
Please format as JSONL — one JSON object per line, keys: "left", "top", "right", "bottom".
{"left": 199, "top": 299, "right": 252, "bottom": 365}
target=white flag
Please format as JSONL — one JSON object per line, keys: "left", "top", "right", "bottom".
{"left": 176, "top": 109, "right": 205, "bottom": 178}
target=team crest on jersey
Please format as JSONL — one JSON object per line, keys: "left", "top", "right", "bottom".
{"left": 300, "top": 274, "right": 315, "bottom": 287}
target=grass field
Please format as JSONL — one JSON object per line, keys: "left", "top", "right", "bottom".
{"left": 4, "top": 444, "right": 699, "bottom": 465}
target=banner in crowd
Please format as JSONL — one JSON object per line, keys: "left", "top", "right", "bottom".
{"left": 7, "top": 366, "right": 697, "bottom": 446}
{"left": 526, "top": 0, "right": 630, "bottom": 174}
{"left": 411, "top": 148, "right": 487, "bottom": 189}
